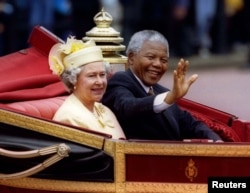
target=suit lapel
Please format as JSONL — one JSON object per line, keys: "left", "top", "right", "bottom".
{"left": 127, "top": 69, "right": 149, "bottom": 96}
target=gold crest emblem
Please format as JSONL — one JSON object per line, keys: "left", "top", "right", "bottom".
{"left": 185, "top": 159, "right": 198, "bottom": 181}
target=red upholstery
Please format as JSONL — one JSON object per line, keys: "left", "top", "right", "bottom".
{"left": 6, "top": 96, "right": 66, "bottom": 120}
{"left": 28, "top": 26, "right": 64, "bottom": 56}
{"left": 232, "top": 119, "right": 250, "bottom": 142}
{"left": 177, "top": 98, "right": 236, "bottom": 125}
{"left": 177, "top": 98, "right": 242, "bottom": 142}
{"left": 0, "top": 26, "right": 67, "bottom": 103}
{"left": 187, "top": 109, "right": 241, "bottom": 142}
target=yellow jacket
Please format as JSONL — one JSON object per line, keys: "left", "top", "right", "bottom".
{"left": 53, "top": 94, "right": 126, "bottom": 139}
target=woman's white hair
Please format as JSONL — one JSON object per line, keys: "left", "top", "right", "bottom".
{"left": 60, "top": 61, "right": 111, "bottom": 92}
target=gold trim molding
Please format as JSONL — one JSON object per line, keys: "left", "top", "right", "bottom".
{"left": 0, "top": 108, "right": 105, "bottom": 149}
{"left": 125, "top": 182, "right": 207, "bottom": 193}
{"left": 0, "top": 178, "right": 116, "bottom": 193}
{"left": 124, "top": 141, "right": 250, "bottom": 157}
{"left": 0, "top": 178, "right": 208, "bottom": 193}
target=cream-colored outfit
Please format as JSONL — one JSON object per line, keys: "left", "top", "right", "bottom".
{"left": 53, "top": 94, "right": 126, "bottom": 139}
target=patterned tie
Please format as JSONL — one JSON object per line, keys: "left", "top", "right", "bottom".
{"left": 148, "top": 87, "right": 155, "bottom": 95}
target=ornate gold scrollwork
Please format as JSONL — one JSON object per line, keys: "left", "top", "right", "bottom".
{"left": 0, "top": 143, "right": 70, "bottom": 179}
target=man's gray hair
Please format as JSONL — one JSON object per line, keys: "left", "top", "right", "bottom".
{"left": 126, "top": 30, "right": 169, "bottom": 57}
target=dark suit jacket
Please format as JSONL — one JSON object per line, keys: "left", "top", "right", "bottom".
{"left": 102, "top": 69, "right": 221, "bottom": 141}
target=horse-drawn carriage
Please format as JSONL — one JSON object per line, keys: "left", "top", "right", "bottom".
{"left": 0, "top": 10, "right": 250, "bottom": 193}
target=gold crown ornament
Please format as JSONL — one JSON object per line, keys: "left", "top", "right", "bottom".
{"left": 49, "top": 36, "right": 103, "bottom": 76}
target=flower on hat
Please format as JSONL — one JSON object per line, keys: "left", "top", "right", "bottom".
{"left": 48, "top": 43, "right": 65, "bottom": 76}
{"left": 50, "top": 55, "right": 64, "bottom": 75}
{"left": 60, "top": 36, "right": 85, "bottom": 54}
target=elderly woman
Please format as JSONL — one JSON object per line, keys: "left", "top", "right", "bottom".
{"left": 49, "top": 37, "right": 125, "bottom": 139}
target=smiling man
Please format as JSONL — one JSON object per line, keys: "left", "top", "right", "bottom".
{"left": 102, "top": 30, "right": 222, "bottom": 141}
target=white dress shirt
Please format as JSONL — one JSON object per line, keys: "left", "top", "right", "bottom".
{"left": 133, "top": 73, "right": 172, "bottom": 113}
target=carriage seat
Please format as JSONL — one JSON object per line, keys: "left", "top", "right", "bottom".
{"left": 2, "top": 95, "right": 243, "bottom": 142}
{"left": 6, "top": 96, "right": 67, "bottom": 120}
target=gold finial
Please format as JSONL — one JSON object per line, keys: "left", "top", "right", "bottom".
{"left": 94, "top": 8, "right": 112, "bottom": 28}
{"left": 83, "top": 8, "right": 127, "bottom": 68}
{"left": 86, "top": 8, "right": 120, "bottom": 37}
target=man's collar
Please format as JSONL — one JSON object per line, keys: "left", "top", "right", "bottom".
{"left": 131, "top": 71, "right": 151, "bottom": 93}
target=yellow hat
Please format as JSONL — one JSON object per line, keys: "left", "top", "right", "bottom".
{"left": 49, "top": 36, "right": 103, "bottom": 75}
